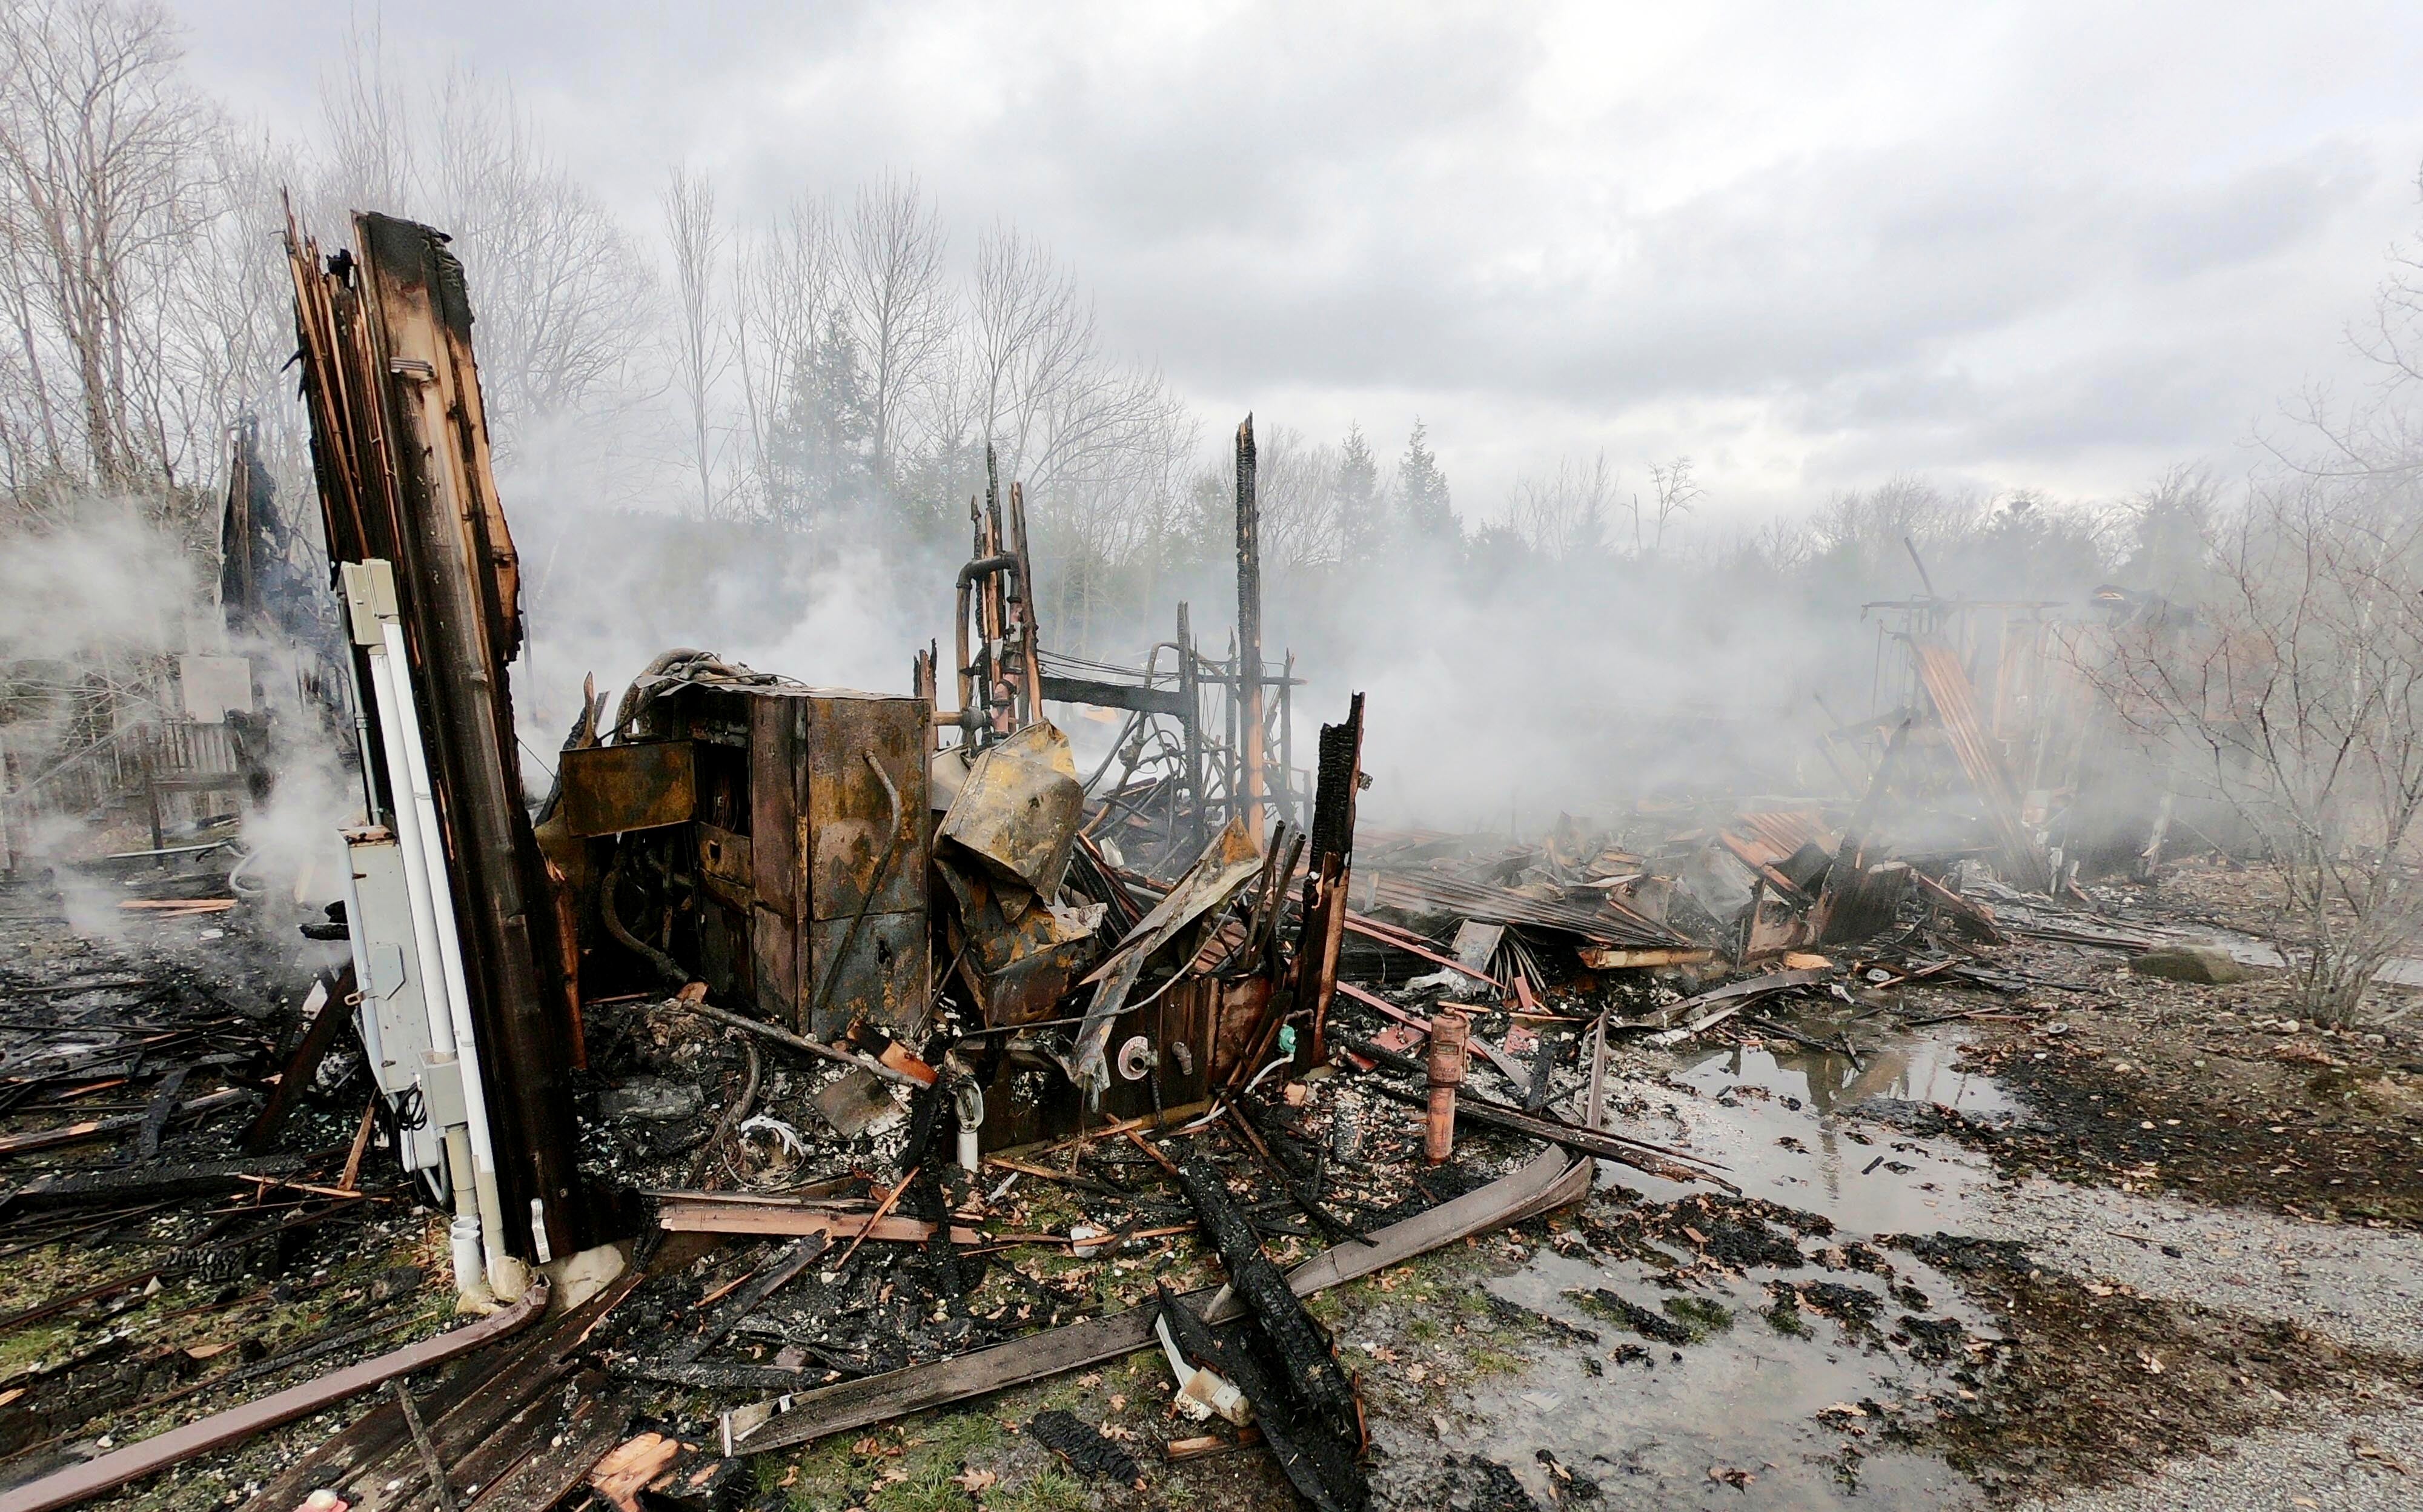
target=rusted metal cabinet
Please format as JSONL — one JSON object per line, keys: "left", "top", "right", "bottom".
{"left": 663, "top": 685, "right": 930, "bottom": 1040}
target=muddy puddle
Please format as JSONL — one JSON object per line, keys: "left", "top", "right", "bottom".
{"left": 1417, "top": 1023, "right": 2026, "bottom": 1508}
{"left": 1614, "top": 1022, "right": 2016, "bottom": 1233}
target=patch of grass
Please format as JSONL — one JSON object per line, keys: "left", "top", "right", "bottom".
{"left": 1467, "top": 1345, "right": 1526, "bottom": 1376}
{"left": 765, "top": 1434, "right": 870, "bottom": 1511}
{"left": 1764, "top": 1300, "right": 1810, "bottom": 1336}
{"left": 0, "top": 1321, "right": 72, "bottom": 1374}
{"left": 907, "top": 1408, "right": 1006, "bottom": 1462}
{"left": 1404, "top": 1313, "right": 1443, "bottom": 1342}
{"left": 989, "top": 1468, "right": 1092, "bottom": 1511}
{"left": 866, "top": 1461, "right": 975, "bottom": 1512}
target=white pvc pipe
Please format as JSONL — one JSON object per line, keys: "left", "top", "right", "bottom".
{"left": 380, "top": 619, "right": 509, "bottom": 1279}
{"left": 363, "top": 647, "right": 469, "bottom": 1196}
{"left": 449, "top": 1213, "right": 485, "bottom": 1296}
{"left": 362, "top": 646, "right": 457, "bottom": 1061}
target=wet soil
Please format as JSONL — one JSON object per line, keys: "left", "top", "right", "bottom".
{"left": 1949, "top": 947, "right": 2423, "bottom": 1225}
{"left": 15, "top": 852, "right": 2423, "bottom": 1512}
{"left": 1341, "top": 995, "right": 2423, "bottom": 1510}
{"left": 1894, "top": 1231, "right": 2423, "bottom": 1500}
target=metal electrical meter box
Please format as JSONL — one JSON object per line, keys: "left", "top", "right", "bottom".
{"left": 636, "top": 684, "right": 932, "bottom": 1041}
{"left": 340, "top": 827, "right": 446, "bottom": 1174}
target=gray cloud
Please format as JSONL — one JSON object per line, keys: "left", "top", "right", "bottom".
{"left": 172, "top": 0, "right": 2423, "bottom": 520}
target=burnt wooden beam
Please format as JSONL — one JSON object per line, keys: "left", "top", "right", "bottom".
{"left": 725, "top": 1146, "right": 1589, "bottom": 1456}
{"left": 1155, "top": 1284, "right": 1367, "bottom": 1512}
{"left": 1037, "top": 674, "right": 1188, "bottom": 719}
{"left": 243, "top": 969, "right": 349, "bottom": 1154}
{"left": 1171, "top": 1155, "right": 1356, "bottom": 1425}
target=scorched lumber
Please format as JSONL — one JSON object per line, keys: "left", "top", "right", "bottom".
{"left": 0, "top": 1086, "right": 247, "bottom": 1159}
{"left": 1155, "top": 1284, "right": 1367, "bottom": 1512}
{"left": 1171, "top": 1155, "right": 1356, "bottom": 1424}
{"left": 3, "top": 1153, "right": 316, "bottom": 1211}
{"left": 0, "top": 1281, "right": 548, "bottom": 1512}
{"left": 726, "top": 1146, "right": 1589, "bottom": 1454}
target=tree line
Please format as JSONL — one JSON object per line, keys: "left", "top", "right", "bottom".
{"left": 7, "top": 1, "right": 2423, "bottom": 1019}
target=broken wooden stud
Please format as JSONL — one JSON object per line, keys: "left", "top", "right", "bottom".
{"left": 1425, "top": 1008, "right": 1470, "bottom": 1165}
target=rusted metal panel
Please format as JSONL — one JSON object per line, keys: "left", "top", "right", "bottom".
{"left": 1206, "top": 975, "right": 1271, "bottom": 1085}
{"left": 697, "top": 895, "right": 751, "bottom": 1002}
{"left": 1072, "top": 817, "right": 1264, "bottom": 1092}
{"left": 805, "top": 693, "right": 928, "bottom": 922}
{"left": 695, "top": 821, "right": 753, "bottom": 909}
{"left": 1359, "top": 869, "right": 1684, "bottom": 949}
{"left": 747, "top": 695, "right": 803, "bottom": 910}
{"left": 1728, "top": 809, "right": 1835, "bottom": 866}
{"left": 692, "top": 738, "right": 751, "bottom": 832}
{"left": 751, "top": 903, "right": 797, "bottom": 1026}
{"left": 1816, "top": 859, "right": 1912, "bottom": 944}
{"left": 627, "top": 684, "right": 932, "bottom": 1035}
{"left": 805, "top": 910, "right": 928, "bottom": 1040}
{"left": 559, "top": 741, "right": 697, "bottom": 838}
{"left": 935, "top": 721, "right": 1082, "bottom": 897}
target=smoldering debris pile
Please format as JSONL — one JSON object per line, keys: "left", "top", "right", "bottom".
{"left": 0, "top": 207, "right": 2246, "bottom": 1512}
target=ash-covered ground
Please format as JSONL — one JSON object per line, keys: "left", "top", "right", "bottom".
{"left": 4, "top": 857, "right": 2421, "bottom": 1512}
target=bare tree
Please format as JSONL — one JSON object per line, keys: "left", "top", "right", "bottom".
{"left": 1639, "top": 455, "right": 1703, "bottom": 555}
{"left": 0, "top": 0, "right": 220, "bottom": 492}
{"left": 731, "top": 193, "right": 837, "bottom": 521}
{"left": 1510, "top": 451, "right": 1614, "bottom": 559}
{"left": 2093, "top": 479, "right": 2423, "bottom": 1021}
{"left": 313, "top": 53, "right": 657, "bottom": 463}
{"left": 660, "top": 165, "right": 732, "bottom": 520}
{"left": 961, "top": 220, "right": 1199, "bottom": 569}
{"left": 426, "top": 71, "right": 655, "bottom": 453}
{"left": 316, "top": 18, "right": 413, "bottom": 215}
{"left": 967, "top": 221, "right": 1090, "bottom": 479}
{"left": 840, "top": 173, "right": 950, "bottom": 492}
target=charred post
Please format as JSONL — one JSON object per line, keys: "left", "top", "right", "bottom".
{"left": 1235, "top": 416, "right": 1266, "bottom": 838}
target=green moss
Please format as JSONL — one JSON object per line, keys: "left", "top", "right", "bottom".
{"left": 1764, "top": 1301, "right": 1810, "bottom": 1336}
{"left": 1662, "top": 1296, "right": 1734, "bottom": 1339}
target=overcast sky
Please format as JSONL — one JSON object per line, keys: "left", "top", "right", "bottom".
{"left": 172, "top": 1, "right": 2423, "bottom": 526}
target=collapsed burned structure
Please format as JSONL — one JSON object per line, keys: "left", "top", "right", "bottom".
{"left": 0, "top": 211, "right": 2244, "bottom": 1512}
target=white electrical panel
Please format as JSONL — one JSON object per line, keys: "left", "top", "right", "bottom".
{"left": 342, "top": 827, "right": 445, "bottom": 1173}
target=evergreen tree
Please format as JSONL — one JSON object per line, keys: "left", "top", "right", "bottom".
{"left": 1397, "top": 418, "right": 1458, "bottom": 544}
{"left": 1334, "top": 422, "right": 1382, "bottom": 560}
{"left": 764, "top": 309, "right": 875, "bottom": 537}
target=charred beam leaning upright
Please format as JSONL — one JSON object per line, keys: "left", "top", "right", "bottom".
{"left": 286, "top": 213, "right": 597, "bottom": 1286}
{"left": 1235, "top": 416, "right": 1265, "bottom": 838}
